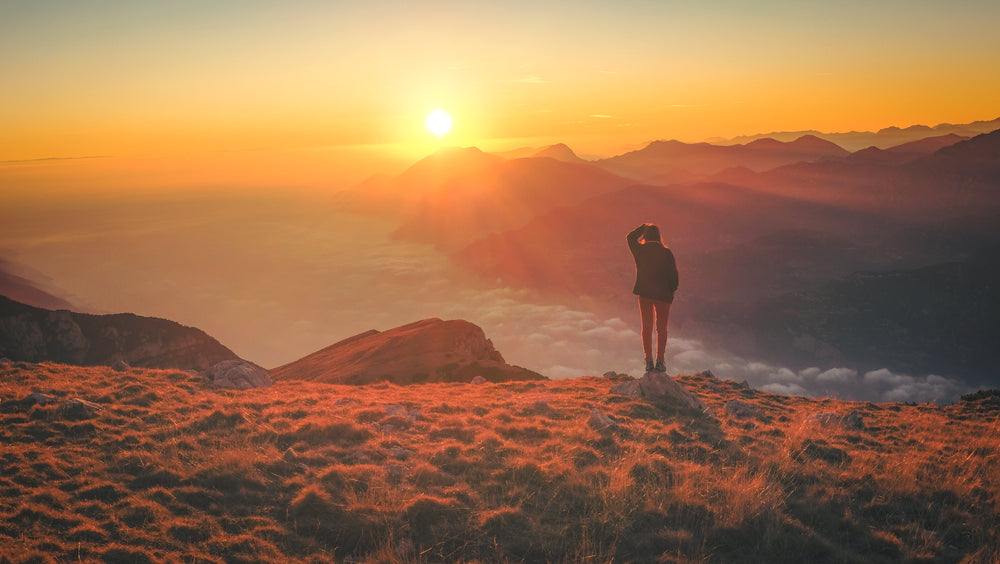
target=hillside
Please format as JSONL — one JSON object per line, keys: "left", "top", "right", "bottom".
{"left": 270, "top": 318, "right": 545, "bottom": 385}
{"left": 1, "top": 361, "right": 997, "bottom": 563}
{"left": 0, "top": 259, "right": 76, "bottom": 311}
{"left": 0, "top": 296, "right": 241, "bottom": 371}
{"left": 594, "top": 135, "right": 849, "bottom": 183}
{"left": 335, "top": 147, "right": 633, "bottom": 250}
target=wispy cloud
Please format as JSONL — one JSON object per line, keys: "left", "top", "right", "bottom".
{"left": 589, "top": 114, "right": 614, "bottom": 119}
{"left": 1, "top": 155, "right": 109, "bottom": 165}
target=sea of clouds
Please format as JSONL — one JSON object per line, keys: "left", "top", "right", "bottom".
{"left": 1, "top": 199, "right": 973, "bottom": 404}
{"left": 451, "top": 289, "right": 972, "bottom": 404}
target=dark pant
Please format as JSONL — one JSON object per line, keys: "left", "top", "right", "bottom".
{"left": 638, "top": 296, "right": 671, "bottom": 360}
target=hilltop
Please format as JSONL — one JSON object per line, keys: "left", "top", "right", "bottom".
{"left": 1, "top": 360, "right": 997, "bottom": 563}
{"left": 270, "top": 318, "right": 545, "bottom": 385}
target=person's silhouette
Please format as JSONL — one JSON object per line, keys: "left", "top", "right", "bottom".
{"left": 627, "top": 223, "right": 679, "bottom": 373}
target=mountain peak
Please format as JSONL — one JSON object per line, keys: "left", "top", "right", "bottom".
{"left": 413, "top": 145, "right": 497, "bottom": 165}
{"left": 531, "top": 143, "right": 587, "bottom": 164}
{"left": 744, "top": 137, "right": 785, "bottom": 149}
{"left": 395, "top": 146, "right": 502, "bottom": 186}
{"left": 743, "top": 134, "right": 847, "bottom": 155}
{"left": 878, "top": 124, "right": 934, "bottom": 135}
{"left": 270, "top": 318, "right": 545, "bottom": 385}
{"left": 788, "top": 134, "right": 849, "bottom": 155}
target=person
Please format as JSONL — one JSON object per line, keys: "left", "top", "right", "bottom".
{"left": 627, "top": 223, "right": 679, "bottom": 373}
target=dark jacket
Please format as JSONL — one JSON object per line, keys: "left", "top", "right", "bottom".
{"left": 627, "top": 225, "right": 679, "bottom": 303}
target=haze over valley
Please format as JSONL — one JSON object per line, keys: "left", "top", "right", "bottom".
{"left": 4, "top": 118, "right": 999, "bottom": 402}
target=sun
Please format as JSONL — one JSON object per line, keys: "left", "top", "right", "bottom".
{"left": 426, "top": 109, "right": 452, "bottom": 136}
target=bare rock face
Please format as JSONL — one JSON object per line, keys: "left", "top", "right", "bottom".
{"left": 270, "top": 318, "right": 545, "bottom": 385}
{"left": 202, "top": 359, "right": 273, "bottom": 390}
{"left": 610, "top": 372, "right": 707, "bottom": 412}
{"left": 725, "top": 399, "right": 759, "bottom": 419}
{"left": 588, "top": 408, "right": 617, "bottom": 430}
{"left": 806, "top": 410, "right": 865, "bottom": 431}
{"left": 0, "top": 295, "right": 241, "bottom": 371}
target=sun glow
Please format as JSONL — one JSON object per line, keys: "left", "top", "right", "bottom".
{"left": 426, "top": 110, "right": 452, "bottom": 136}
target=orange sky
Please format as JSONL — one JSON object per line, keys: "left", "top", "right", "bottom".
{"left": 2, "top": 0, "right": 999, "bottom": 189}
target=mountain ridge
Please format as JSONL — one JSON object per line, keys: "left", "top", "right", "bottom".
{"left": 592, "top": 134, "right": 849, "bottom": 183}
{"left": 270, "top": 318, "right": 545, "bottom": 385}
{"left": 0, "top": 258, "right": 78, "bottom": 311}
{"left": 336, "top": 146, "right": 634, "bottom": 250}
{"left": 717, "top": 116, "right": 1000, "bottom": 151}
{"left": 0, "top": 295, "right": 242, "bottom": 371}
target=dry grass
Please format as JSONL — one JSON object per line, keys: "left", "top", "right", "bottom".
{"left": 1, "top": 361, "right": 998, "bottom": 563}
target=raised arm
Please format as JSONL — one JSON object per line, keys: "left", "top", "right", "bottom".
{"left": 627, "top": 224, "right": 646, "bottom": 255}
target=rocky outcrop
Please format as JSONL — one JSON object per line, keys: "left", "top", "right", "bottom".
{"left": 270, "top": 318, "right": 545, "bottom": 385}
{"left": 724, "top": 400, "right": 759, "bottom": 419}
{"left": 610, "top": 371, "right": 707, "bottom": 412}
{"left": 202, "top": 360, "right": 273, "bottom": 390}
{"left": 588, "top": 408, "right": 617, "bottom": 430}
{"left": 806, "top": 410, "right": 865, "bottom": 431}
{"left": 0, "top": 295, "right": 241, "bottom": 372}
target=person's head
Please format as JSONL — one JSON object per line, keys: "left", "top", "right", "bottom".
{"left": 642, "top": 223, "right": 661, "bottom": 243}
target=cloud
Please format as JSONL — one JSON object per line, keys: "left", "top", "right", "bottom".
{"left": 270, "top": 235, "right": 982, "bottom": 403}
{"left": 0, "top": 155, "right": 109, "bottom": 164}
{"left": 589, "top": 114, "right": 614, "bottom": 119}
{"left": 25, "top": 202, "right": 973, "bottom": 405}
{"left": 863, "top": 368, "right": 910, "bottom": 386}
{"left": 703, "top": 358, "right": 971, "bottom": 404}
{"left": 543, "top": 365, "right": 590, "bottom": 379}
{"left": 816, "top": 367, "right": 857, "bottom": 383}
{"left": 760, "top": 382, "right": 809, "bottom": 396}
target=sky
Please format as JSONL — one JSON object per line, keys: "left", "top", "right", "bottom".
{"left": 2, "top": 0, "right": 999, "bottom": 180}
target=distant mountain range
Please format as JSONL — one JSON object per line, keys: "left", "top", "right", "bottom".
{"left": 0, "top": 257, "right": 77, "bottom": 311}
{"left": 593, "top": 135, "right": 850, "bottom": 184}
{"left": 337, "top": 146, "right": 633, "bottom": 250}
{"left": 494, "top": 143, "right": 589, "bottom": 164}
{"left": 340, "top": 124, "right": 1000, "bottom": 386}
{"left": 712, "top": 116, "right": 1000, "bottom": 152}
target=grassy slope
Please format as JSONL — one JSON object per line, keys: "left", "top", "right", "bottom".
{"left": 1, "top": 362, "right": 998, "bottom": 564}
